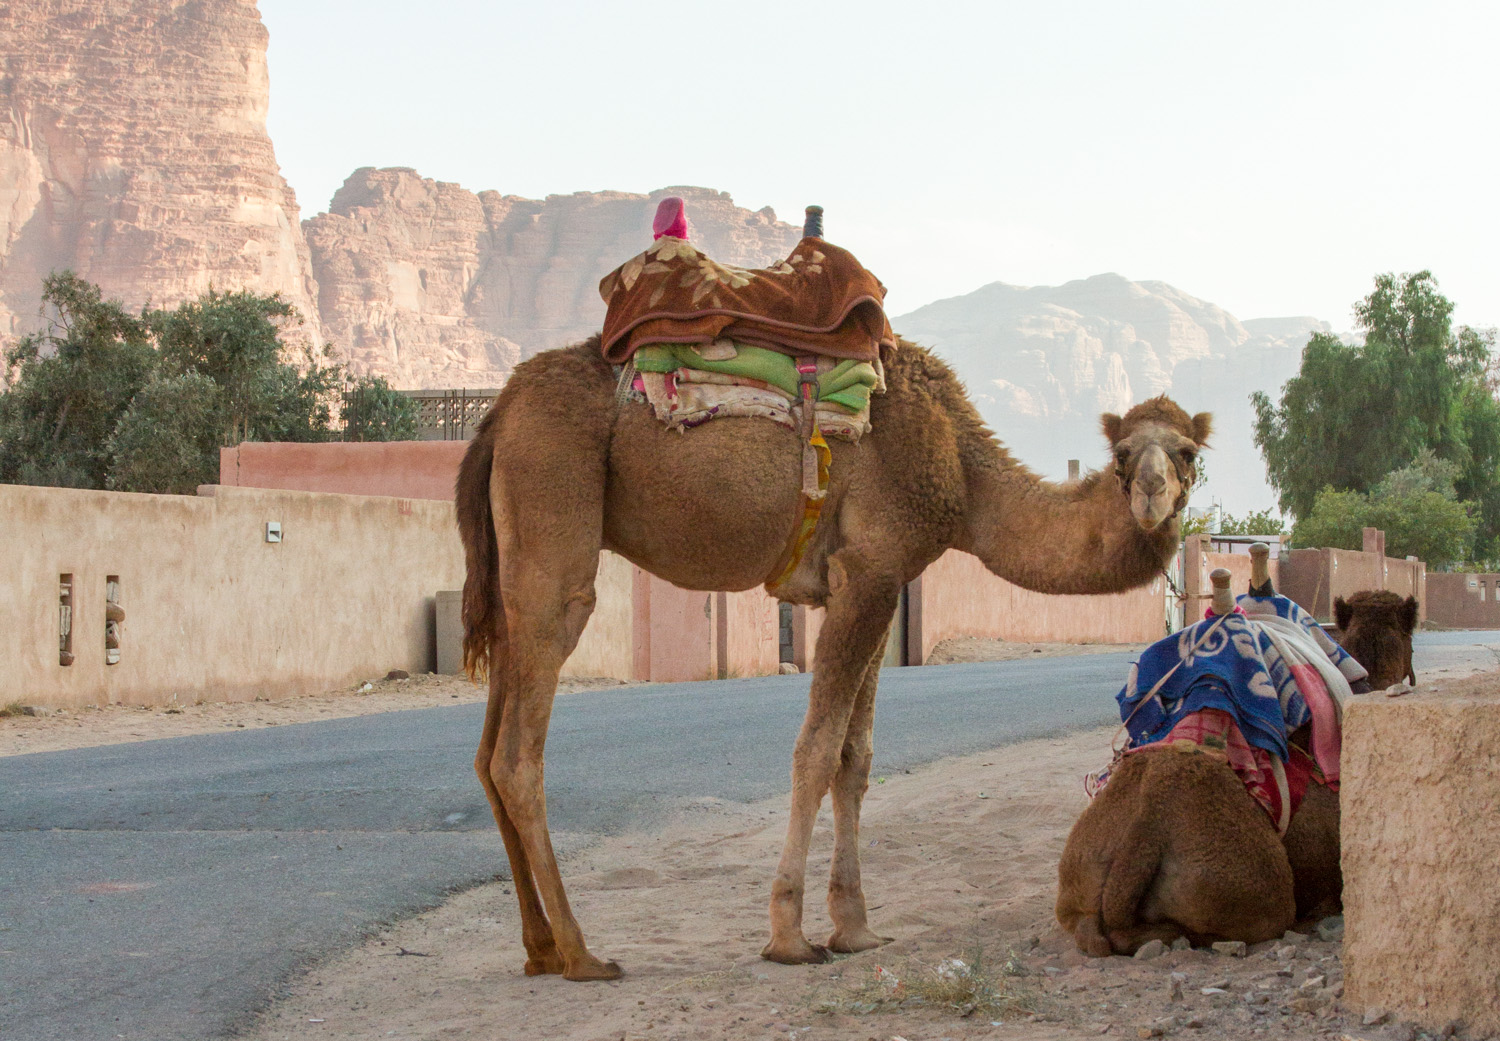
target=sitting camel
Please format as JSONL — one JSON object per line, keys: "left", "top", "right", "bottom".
{"left": 456, "top": 327, "right": 1210, "bottom": 978}
{"left": 1056, "top": 557, "right": 1405, "bottom": 955}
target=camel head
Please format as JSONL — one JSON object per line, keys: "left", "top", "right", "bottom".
{"left": 1335, "top": 590, "right": 1418, "bottom": 689}
{"left": 1100, "top": 396, "right": 1213, "bottom": 533}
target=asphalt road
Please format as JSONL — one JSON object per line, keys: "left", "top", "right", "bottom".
{"left": 2, "top": 634, "right": 1496, "bottom": 1041}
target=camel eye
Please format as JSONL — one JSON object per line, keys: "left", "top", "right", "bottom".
{"left": 1115, "top": 448, "right": 1130, "bottom": 466}
{"left": 1180, "top": 448, "right": 1196, "bottom": 465}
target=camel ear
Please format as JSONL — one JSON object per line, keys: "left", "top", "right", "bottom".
{"left": 1334, "top": 596, "right": 1353, "bottom": 632}
{"left": 1400, "top": 597, "right": 1419, "bottom": 635}
{"left": 1101, "top": 413, "right": 1124, "bottom": 446}
{"left": 1191, "top": 412, "right": 1213, "bottom": 447}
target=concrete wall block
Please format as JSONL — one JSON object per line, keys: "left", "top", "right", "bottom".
{"left": 1342, "top": 685, "right": 1500, "bottom": 1033}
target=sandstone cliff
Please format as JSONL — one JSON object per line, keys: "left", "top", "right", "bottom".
{"left": 304, "top": 169, "right": 802, "bottom": 388}
{"left": 0, "top": 0, "right": 319, "bottom": 342}
{"left": 892, "top": 274, "right": 1325, "bottom": 517}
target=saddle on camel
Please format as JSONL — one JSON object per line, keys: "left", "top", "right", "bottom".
{"left": 1057, "top": 548, "right": 1367, "bottom": 955}
{"left": 600, "top": 198, "right": 896, "bottom": 588}
{"left": 455, "top": 198, "right": 1211, "bottom": 980}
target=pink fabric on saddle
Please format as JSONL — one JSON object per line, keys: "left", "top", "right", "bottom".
{"left": 1289, "top": 663, "right": 1342, "bottom": 789}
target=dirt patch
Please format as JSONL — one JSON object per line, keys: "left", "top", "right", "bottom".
{"left": 0, "top": 673, "right": 631, "bottom": 758}
{"left": 925, "top": 638, "right": 1147, "bottom": 666}
{"left": 244, "top": 727, "right": 1393, "bottom": 1041}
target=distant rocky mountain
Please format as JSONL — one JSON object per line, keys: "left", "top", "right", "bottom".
{"left": 0, "top": 2, "right": 799, "bottom": 391}
{"left": 0, "top": 1, "right": 1317, "bottom": 517}
{"left": 304, "top": 170, "right": 801, "bottom": 388}
{"left": 0, "top": 0, "right": 322, "bottom": 342}
{"left": 892, "top": 275, "right": 1324, "bottom": 517}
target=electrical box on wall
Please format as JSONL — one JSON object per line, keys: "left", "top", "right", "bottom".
{"left": 265, "top": 522, "right": 282, "bottom": 543}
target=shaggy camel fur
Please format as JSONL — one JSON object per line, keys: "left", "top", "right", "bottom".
{"left": 456, "top": 335, "right": 1210, "bottom": 979}
{"left": 1057, "top": 592, "right": 1419, "bottom": 954}
{"left": 1336, "top": 590, "right": 1418, "bottom": 689}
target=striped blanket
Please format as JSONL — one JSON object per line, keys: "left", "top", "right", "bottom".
{"left": 1092, "top": 594, "right": 1367, "bottom": 831}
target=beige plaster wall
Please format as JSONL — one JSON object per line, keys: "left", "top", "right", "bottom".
{"left": 1342, "top": 683, "right": 1500, "bottom": 1034}
{"left": 2, "top": 484, "right": 466, "bottom": 709}
{"left": 566, "top": 552, "right": 636, "bottom": 680}
{"left": 912, "top": 549, "right": 1167, "bottom": 662}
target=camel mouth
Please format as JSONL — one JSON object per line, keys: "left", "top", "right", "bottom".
{"left": 1131, "top": 488, "right": 1178, "bottom": 533}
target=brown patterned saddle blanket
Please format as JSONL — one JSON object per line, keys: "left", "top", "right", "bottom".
{"left": 598, "top": 236, "right": 894, "bottom": 365}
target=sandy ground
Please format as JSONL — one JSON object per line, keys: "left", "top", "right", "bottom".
{"left": 242, "top": 725, "right": 1412, "bottom": 1041}
{"left": 0, "top": 640, "right": 1135, "bottom": 758}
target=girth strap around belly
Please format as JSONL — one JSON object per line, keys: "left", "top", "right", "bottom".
{"left": 764, "top": 358, "right": 831, "bottom": 595}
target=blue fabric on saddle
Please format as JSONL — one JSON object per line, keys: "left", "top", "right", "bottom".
{"left": 1118, "top": 594, "right": 1365, "bottom": 762}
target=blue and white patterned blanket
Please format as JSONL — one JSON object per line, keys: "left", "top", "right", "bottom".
{"left": 1117, "top": 594, "right": 1367, "bottom": 761}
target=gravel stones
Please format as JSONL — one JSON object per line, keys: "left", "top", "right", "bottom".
{"left": 1133, "top": 939, "right": 1167, "bottom": 961}
{"left": 1212, "top": 941, "right": 1248, "bottom": 958}
{"left": 1316, "top": 915, "right": 1345, "bottom": 942}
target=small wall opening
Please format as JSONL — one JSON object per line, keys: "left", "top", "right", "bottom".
{"left": 105, "top": 575, "right": 122, "bottom": 665}
{"left": 59, "top": 574, "right": 74, "bottom": 666}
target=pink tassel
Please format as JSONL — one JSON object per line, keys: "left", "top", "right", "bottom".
{"left": 653, "top": 197, "right": 688, "bottom": 240}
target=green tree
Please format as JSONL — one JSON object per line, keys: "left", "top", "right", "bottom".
{"left": 1291, "top": 478, "right": 1479, "bottom": 568}
{"left": 1216, "top": 508, "right": 1288, "bottom": 536}
{"left": 1252, "top": 271, "right": 1500, "bottom": 554}
{"left": 149, "top": 288, "right": 343, "bottom": 446}
{"left": 106, "top": 372, "right": 224, "bottom": 494}
{"left": 0, "top": 275, "right": 363, "bottom": 494}
{"left": 0, "top": 273, "right": 158, "bottom": 488}
{"left": 341, "top": 376, "right": 419, "bottom": 441}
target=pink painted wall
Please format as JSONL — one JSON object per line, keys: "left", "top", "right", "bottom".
{"left": 724, "top": 587, "right": 783, "bottom": 677}
{"left": 1278, "top": 547, "right": 1427, "bottom": 625}
{"left": 218, "top": 442, "right": 1184, "bottom": 682}
{"left": 910, "top": 549, "right": 1167, "bottom": 663}
{"left": 1427, "top": 573, "right": 1500, "bottom": 629}
{"left": 221, "top": 441, "right": 467, "bottom": 500}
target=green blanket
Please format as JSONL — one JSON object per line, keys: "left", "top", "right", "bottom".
{"left": 632, "top": 343, "right": 880, "bottom": 414}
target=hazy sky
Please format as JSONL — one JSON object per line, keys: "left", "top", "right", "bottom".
{"left": 259, "top": 0, "right": 1498, "bottom": 330}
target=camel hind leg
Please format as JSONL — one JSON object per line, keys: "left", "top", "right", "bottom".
{"left": 476, "top": 347, "right": 620, "bottom": 981}
{"left": 473, "top": 623, "right": 563, "bottom": 976}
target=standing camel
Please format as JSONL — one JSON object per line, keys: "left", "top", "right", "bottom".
{"left": 456, "top": 335, "right": 1210, "bottom": 979}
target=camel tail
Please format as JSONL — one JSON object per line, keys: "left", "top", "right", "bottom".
{"left": 456, "top": 404, "right": 503, "bottom": 681}
{"left": 1099, "top": 813, "right": 1162, "bottom": 953}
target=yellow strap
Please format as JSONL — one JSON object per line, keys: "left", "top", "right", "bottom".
{"left": 766, "top": 417, "right": 830, "bottom": 593}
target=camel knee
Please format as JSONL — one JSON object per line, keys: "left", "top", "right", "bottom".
{"left": 561, "top": 588, "right": 596, "bottom": 649}
{"left": 488, "top": 757, "right": 544, "bottom": 811}
{"left": 790, "top": 741, "right": 843, "bottom": 796}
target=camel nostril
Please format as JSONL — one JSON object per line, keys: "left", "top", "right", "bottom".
{"left": 1137, "top": 472, "right": 1166, "bottom": 496}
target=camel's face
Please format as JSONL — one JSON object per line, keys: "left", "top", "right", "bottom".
{"left": 1101, "top": 398, "right": 1212, "bottom": 534}
{"left": 1335, "top": 592, "right": 1418, "bottom": 689}
{"left": 1106, "top": 422, "right": 1206, "bottom": 533}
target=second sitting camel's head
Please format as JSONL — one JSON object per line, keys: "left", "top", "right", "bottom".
{"left": 1101, "top": 396, "right": 1213, "bottom": 533}
{"left": 1335, "top": 590, "right": 1418, "bottom": 690}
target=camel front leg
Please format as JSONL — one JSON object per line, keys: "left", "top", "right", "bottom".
{"left": 762, "top": 552, "right": 899, "bottom": 965}
{"left": 825, "top": 633, "right": 889, "bottom": 953}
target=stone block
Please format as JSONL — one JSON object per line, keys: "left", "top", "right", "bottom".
{"left": 1343, "top": 676, "right": 1500, "bottom": 1034}
{"left": 435, "top": 590, "right": 464, "bottom": 677}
